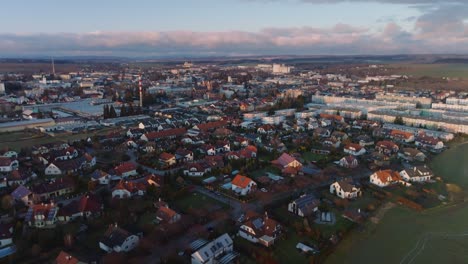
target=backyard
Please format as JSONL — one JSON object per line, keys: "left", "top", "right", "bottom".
{"left": 172, "top": 192, "right": 229, "bottom": 213}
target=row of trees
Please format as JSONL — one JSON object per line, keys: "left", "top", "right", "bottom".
{"left": 103, "top": 103, "right": 143, "bottom": 119}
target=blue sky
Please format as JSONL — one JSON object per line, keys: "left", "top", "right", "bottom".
{"left": 0, "top": 0, "right": 466, "bottom": 56}
{"left": 3, "top": 0, "right": 418, "bottom": 32}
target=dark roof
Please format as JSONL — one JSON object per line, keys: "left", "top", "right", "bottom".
{"left": 100, "top": 225, "right": 133, "bottom": 248}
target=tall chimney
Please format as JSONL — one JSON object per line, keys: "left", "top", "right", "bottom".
{"left": 139, "top": 74, "right": 143, "bottom": 108}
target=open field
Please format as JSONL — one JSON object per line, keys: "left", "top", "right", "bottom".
{"left": 391, "top": 63, "right": 468, "bottom": 79}
{"left": 0, "top": 62, "right": 80, "bottom": 74}
{"left": 0, "top": 128, "right": 118, "bottom": 151}
{"left": 326, "top": 139, "right": 468, "bottom": 264}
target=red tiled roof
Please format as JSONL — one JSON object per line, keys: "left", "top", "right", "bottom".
{"left": 144, "top": 128, "right": 187, "bottom": 140}
{"left": 232, "top": 174, "right": 254, "bottom": 189}
{"left": 195, "top": 120, "right": 228, "bottom": 132}
{"left": 114, "top": 162, "right": 136, "bottom": 175}
{"left": 56, "top": 251, "right": 79, "bottom": 264}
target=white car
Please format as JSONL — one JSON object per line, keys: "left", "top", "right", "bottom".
{"left": 260, "top": 188, "right": 268, "bottom": 192}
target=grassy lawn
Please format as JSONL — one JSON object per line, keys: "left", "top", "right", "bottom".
{"left": 173, "top": 192, "right": 229, "bottom": 212}
{"left": 326, "top": 139, "right": 468, "bottom": 264}
{"left": 1, "top": 127, "right": 118, "bottom": 151}
{"left": 274, "top": 227, "right": 317, "bottom": 264}
{"left": 302, "top": 152, "right": 326, "bottom": 162}
{"left": 248, "top": 166, "right": 281, "bottom": 179}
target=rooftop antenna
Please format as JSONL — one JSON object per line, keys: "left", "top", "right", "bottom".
{"left": 51, "top": 57, "right": 55, "bottom": 75}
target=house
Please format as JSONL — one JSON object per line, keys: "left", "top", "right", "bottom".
{"left": 272, "top": 153, "right": 302, "bottom": 169}
{"left": 191, "top": 233, "right": 236, "bottom": 264}
{"left": 7, "top": 170, "right": 35, "bottom": 186}
{"left": 400, "top": 166, "right": 434, "bottom": 182}
{"left": 370, "top": 170, "right": 403, "bottom": 187}
{"left": 313, "top": 127, "right": 331, "bottom": 138}
{"left": 288, "top": 194, "right": 320, "bottom": 217}
{"left": 338, "top": 155, "right": 359, "bottom": 168}
{"left": 112, "top": 180, "right": 148, "bottom": 199}
{"left": 323, "top": 138, "right": 341, "bottom": 148}
{"left": 175, "top": 149, "right": 194, "bottom": 162}
{"left": 215, "top": 140, "right": 231, "bottom": 153}
{"left": 156, "top": 202, "right": 181, "bottom": 224}
{"left": 56, "top": 251, "right": 86, "bottom": 264}
{"left": 11, "top": 185, "right": 33, "bottom": 205}
{"left": 356, "top": 135, "right": 374, "bottom": 147}
{"left": 31, "top": 177, "right": 76, "bottom": 201}
{"left": 375, "top": 141, "right": 399, "bottom": 155}
{"left": 0, "top": 157, "right": 18, "bottom": 172}
{"left": 415, "top": 134, "right": 444, "bottom": 151}
{"left": 231, "top": 175, "right": 257, "bottom": 196}
{"left": 184, "top": 162, "right": 211, "bottom": 177}
{"left": 257, "top": 124, "right": 275, "bottom": 134}
{"left": 57, "top": 194, "right": 102, "bottom": 222}
{"left": 390, "top": 130, "right": 415, "bottom": 143}
{"left": 140, "top": 127, "right": 187, "bottom": 141}
{"left": 199, "top": 144, "right": 216, "bottom": 156}
{"left": 398, "top": 148, "right": 426, "bottom": 162}
{"left": 90, "top": 169, "right": 111, "bottom": 185}
{"left": 45, "top": 163, "right": 63, "bottom": 176}
{"left": 159, "top": 152, "right": 176, "bottom": 167}
{"left": 238, "top": 212, "right": 281, "bottom": 247}
{"left": 114, "top": 162, "right": 138, "bottom": 178}
{"left": 331, "top": 131, "right": 348, "bottom": 142}
{"left": 25, "top": 203, "right": 58, "bottom": 228}
{"left": 50, "top": 147, "right": 78, "bottom": 161}
{"left": 330, "top": 180, "right": 361, "bottom": 199}
{"left": 99, "top": 224, "right": 139, "bottom": 253}
{"left": 343, "top": 143, "right": 366, "bottom": 156}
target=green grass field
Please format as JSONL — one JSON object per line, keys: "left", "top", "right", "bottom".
{"left": 326, "top": 140, "right": 468, "bottom": 264}
{"left": 173, "top": 192, "right": 229, "bottom": 212}
{"left": 392, "top": 63, "right": 468, "bottom": 78}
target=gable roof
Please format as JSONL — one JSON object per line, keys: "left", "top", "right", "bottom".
{"left": 232, "top": 175, "right": 255, "bottom": 189}
{"left": 114, "top": 162, "right": 136, "bottom": 175}
{"left": 373, "top": 170, "right": 402, "bottom": 184}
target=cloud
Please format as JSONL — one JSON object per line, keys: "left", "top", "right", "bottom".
{"left": 0, "top": 24, "right": 429, "bottom": 57}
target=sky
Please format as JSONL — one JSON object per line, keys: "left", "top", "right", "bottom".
{"left": 0, "top": 0, "right": 466, "bottom": 57}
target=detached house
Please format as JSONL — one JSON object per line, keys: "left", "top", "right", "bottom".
{"left": 338, "top": 155, "right": 359, "bottom": 168}
{"left": 99, "top": 224, "right": 140, "bottom": 253}
{"left": 0, "top": 157, "right": 18, "bottom": 172}
{"left": 375, "top": 141, "right": 399, "bottom": 155}
{"left": 238, "top": 212, "right": 281, "bottom": 247}
{"left": 159, "top": 152, "right": 176, "bottom": 167}
{"left": 272, "top": 153, "right": 302, "bottom": 170}
{"left": 415, "top": 134, "right": 444, "bottom": 151}
{"left": 156, "top": 202, "right": 181, "bottom": 224}
{"left": 231, "top": 175, "right": 257, "bottom": 196}
{"left": 191, "top": 233, "right": 235, "bottom": 264}
{"left": 288, "top": 194, "right": 320, "bottom": 217}
{"left": 400, "top": 166, "right": 434, "bottom": 183}
{"left": 330, "top": 180, "right": 361, "bottom": 199}
{"left": 370, "top": 170, "right": 403, "bottom": 187}
{"left": 184, "top": 162, "right": 211, "bottom": 177}
{"left": 398, "top": 148, "right": 426, "bottom": 162}
{"left": 112, "top": 180, "right": 147, "bottom": 199}
{"left": 114, "top": 162, "right": 138, "bottom": 178}
{"left": 31, "top": 177, "right": 76, "bottom": 201}
{"left": 343, "top": 143, "right": 366, "bottom": 156}
{"left": 57, "top": 194, "right": 102, "bottom": 222}
{"left": 175, "top": 149, "right": 194, "bottom": 163}
{"left": 25, "top": 203, "right": 58, "bottom": 228}
{"left": 90, "top": 169, "right": 111, "bottom": 185}
{"left": 390, "top": 130, "right": 415, "bottom": 143}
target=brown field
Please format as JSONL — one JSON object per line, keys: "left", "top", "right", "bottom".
{"left": 0, "top": 62, "right": 80, "bottom": 74}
